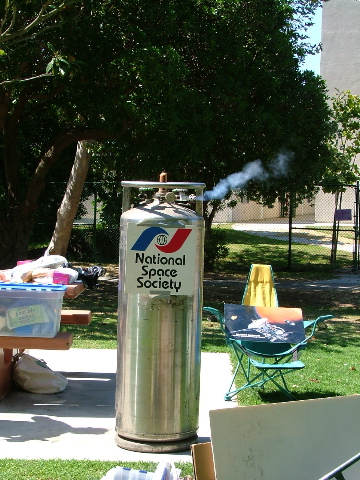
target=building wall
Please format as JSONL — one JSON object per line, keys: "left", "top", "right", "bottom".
{"left": 315, "top": 188, "right": 355, "bottom": 223}
{"left": 213, "top": 197, "right": 314, "bottom": 223}
{"left": 316, "top": 0, "right": 360, "bottom": 222}
{"left": 321, "top": 0, "right": 360, "bottom": 96}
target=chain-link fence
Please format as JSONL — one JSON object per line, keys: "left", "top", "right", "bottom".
{"left": 32, "top": 182, "right": 360, "bottom": 272}
{"left": 211, "top": 182, "right": 360, "bottom": 272}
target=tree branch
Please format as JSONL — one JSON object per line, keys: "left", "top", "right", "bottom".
{"left": 0, "top": 72, "right": 53, "bottom": 86}
{"left": 0, "top": 3, "right": 16, "bottom": 38}
{"left": 25, "top": 128, "right": 112, "bottom": 211}
{"left": 0, "top": 0, "right": 83, "bottom": 46}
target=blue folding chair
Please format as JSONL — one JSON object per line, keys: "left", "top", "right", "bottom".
{"left": 203, "top": 264, "right": 332, "bottom": 400}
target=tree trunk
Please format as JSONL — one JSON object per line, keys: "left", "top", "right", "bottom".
{"left": 0, "top": 117, "right": 109, "bottom": 269}
{"left": 204, "top": 200, "right": 221, "bottom": 234}
{"left": 47, "top": 140, "right": 94, "bottom": 257}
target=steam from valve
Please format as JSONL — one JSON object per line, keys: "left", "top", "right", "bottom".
{"left": 201, "top": 151, "right": 293, "bottom": 201}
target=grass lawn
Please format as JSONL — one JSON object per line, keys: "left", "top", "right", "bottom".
{"left": 0, "top": 459, "right": 194, "bottom": 480}
{"left": 62, "top": 281, "right": 118, "bottom": 349}
{"left": 215, "top": 225, "right": 354, "bottom": 275}
{"left": 3, "top": 303, "right": 357, "bottom": 478}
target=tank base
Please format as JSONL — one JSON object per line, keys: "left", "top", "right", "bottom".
{"left": 115, "top": 433, "right": 198, "bottom": 453}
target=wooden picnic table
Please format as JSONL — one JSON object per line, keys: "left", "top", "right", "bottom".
{"left": 0, "top": 282, "right": 91, "bottom": 400}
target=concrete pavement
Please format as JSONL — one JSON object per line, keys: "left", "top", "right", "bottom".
{"left": 0, "top": 349, "right": 236, "bottom": 463}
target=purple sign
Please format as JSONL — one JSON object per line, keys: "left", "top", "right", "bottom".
{"left": 334, "top": 209, "right": 352, "bottom": 221}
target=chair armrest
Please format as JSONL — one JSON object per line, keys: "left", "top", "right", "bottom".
{"left": 203, "top": 306, "right": 226, "bottom": 334}
{"left": 304, "top": 314, "right": 332, "bottom": 329}
{"left": 303, "top": 315, "right": 333, "bottom": 341}
{"left": 232, "top": 338, "right": 300, "bottom": 358}
{"left": 203, "top": 306, "right": 224, "bottom": 322}
{"left": 229, "top": 314, "right": 333, "bottom": 357}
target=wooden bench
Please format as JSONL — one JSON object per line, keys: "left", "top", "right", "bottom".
{"left": 0, "top": 283, "right": 91, "bottom": 400}
{"left": 60, "top": 309, "right": 92, "bottom": 326}
{"left": 63, "top": 282, "right": 86, "bottom": 300}
{"left": 0, "top": 331, "right": 74, "bottom": 351}
{"left": 0, "top": 310, "right": 91, "bottom": 349}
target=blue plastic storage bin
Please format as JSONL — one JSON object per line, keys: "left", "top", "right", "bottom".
{"left": 0, "top": 283, "right": 67, "bottom": 337}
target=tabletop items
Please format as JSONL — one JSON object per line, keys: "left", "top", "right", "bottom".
{"left": 0, "top": 254, "right": 105, "bottom": 288}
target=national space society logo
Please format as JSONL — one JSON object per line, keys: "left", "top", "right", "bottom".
{"left": 125, "top": 224, "right": 196, "bottom": 295}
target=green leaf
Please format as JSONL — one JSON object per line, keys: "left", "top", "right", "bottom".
{"left": 46, "top": 59, "right": 54, "bottom": 73}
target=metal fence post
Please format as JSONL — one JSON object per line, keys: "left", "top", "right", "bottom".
{"left": 354, "top": 181, "right": 359, "bottom": 271}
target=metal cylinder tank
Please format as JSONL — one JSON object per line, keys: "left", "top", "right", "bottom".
{"left": 115, "top": 179, "right": 205, "bottom": 453}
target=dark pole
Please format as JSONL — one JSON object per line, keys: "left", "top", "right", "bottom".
{"left": 288, "top": 193, "right": 293, "bottom": 270}
{"left": 93, "top": 187, "right": 98, "bottom": 258}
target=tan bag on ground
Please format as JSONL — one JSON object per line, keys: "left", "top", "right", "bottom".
{"left": 13, "top": 353, "right": 68, "bottom": 394}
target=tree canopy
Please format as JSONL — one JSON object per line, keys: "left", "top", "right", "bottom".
{"left": 90, "top": 0, "right": 333, "bottom": 224}
{"left": 0, "top": 0, "right": 334, "bottom": 267}
{"left": 323, "top": 90, "right": 360, "bottom": 188}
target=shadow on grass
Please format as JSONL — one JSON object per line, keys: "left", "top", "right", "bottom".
{"left": 234, "top": 381, "right": 354, "bottom": 406}
{"left": 256, "top": 389, "right": 340, "bottom": 403}
{"left": 309, "top": 321, "right": 360, "bottom": 349}
{"left": 224, "top": 246, "right": 338, "bottom": 271}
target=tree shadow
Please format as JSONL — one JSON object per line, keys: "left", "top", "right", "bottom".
{"left": 0, "top": 415, "right": 108, "bottom": 443}
{"left": 256, "top": 389, "right": 340, "bottom": 404}
{"left": 1, "top": 372, "right": 116, "bottom": 418}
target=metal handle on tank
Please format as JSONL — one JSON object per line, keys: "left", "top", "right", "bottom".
{"left": 121, "top": 180, "right": 206, "bottom": 215}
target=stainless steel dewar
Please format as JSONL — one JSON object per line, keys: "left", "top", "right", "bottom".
{"left": 115, "top": 176, "right": 205, "bottom": 453}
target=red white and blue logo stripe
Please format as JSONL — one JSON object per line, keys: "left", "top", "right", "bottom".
{"left": 131, "top": 227, "right": 192, "bottom": 253}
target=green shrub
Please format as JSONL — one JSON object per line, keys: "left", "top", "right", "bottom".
{"left": 67, "top": 226, "right": 119, "bottom": 263}
{"left": 204, "top": 227, "right": 229, "bottom": 271}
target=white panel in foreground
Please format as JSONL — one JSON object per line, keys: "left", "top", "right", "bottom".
{"left": 210, "top": 395, "right": 360, "bottom": 480}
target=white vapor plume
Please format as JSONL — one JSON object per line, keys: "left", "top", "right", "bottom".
{"left": 202, "top": 151, "right": 292, "bottom": 201}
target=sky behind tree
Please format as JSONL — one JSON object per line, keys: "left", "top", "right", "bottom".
{"left": 301, "top": 5, "right": 322, "bottom": 74}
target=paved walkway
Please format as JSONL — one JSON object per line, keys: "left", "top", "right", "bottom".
{"left": 0, "top": 349, "right": 236, "bottom": 463}
{"left": 204, "top": 272, "right": 360, "bottom": 292}
{"left": 232, "top": 219, "right": 357, "bottom": 253}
